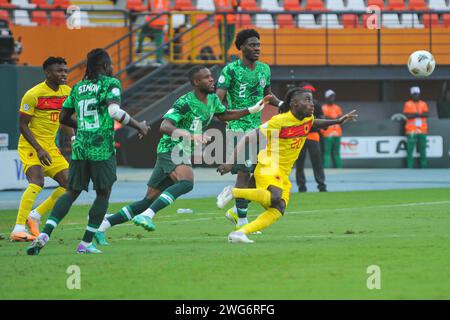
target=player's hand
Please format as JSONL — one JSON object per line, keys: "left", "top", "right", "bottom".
{"left": 137, "top": 121, "right": 150, "bottom": 139}
{"left": 191, "top": 134, "right": 211, "bottom": 146}
{"left": 339, "top": 110, "right": 358, "bottom": 124}
{"left": 248, "top": 95, "right": 273, "bottom": 114}
{"left": 37, "top": 148, "right": 52, "bottom": 166}
{"left": 217, "top": 164, "right": 232, "bottom": 176}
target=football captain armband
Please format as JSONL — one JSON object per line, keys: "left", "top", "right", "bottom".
{"left": 108, "top": 103, "right": 130, "bottom": 125}
{"left": 248, "top": 99, "right": 264, "bottom": 114}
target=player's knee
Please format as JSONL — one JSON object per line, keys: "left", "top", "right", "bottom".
{"left": 29, "top": 179, "right": 44, "bottom": 188}
{"left": 270, "top": 197, "right": 285, "bottom": 214}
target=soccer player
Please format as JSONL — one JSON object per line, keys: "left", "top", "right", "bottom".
{"left": 11, "top": 57, "right": 73, "bottom": 242}
{"left": 94, "top": 65, "right": 271, "bottom": 245}
{"left": 216, "top": 28, "right": 283, "bottom": 232}
{"left": 216, "top": 88, "right": 358, "bottom": 243}
{"left": 27, "top": 48, "right": 149, "bottom": 255}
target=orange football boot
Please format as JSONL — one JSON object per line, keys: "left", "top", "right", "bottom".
{"left": 26, "top": 217, "right": 40, "bottom": 237}
{"left": 10, "top": 231, "right": 36, "bottom": 242}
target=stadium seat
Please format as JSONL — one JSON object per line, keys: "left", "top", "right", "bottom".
{"left": 13, "top": 9, "right": 37, "bottom": 25}
{"left": 342, "top": 14, "right": 359, "bottom": 28}
{"left": 239, "top": 0, "right": 261, "bottom": 11}
{"left": 173, "top": 0, "right": 195, "bottom": 11}
{"left": 171, "top": 14, "right": 186, "bottom": 28}
{"left": 428, "top": 0, "right": 450, "bottom": 11}
{"left": 30, "top": 0, "right": 55, "bottom": 9}
{"left": 283, "top": 0, "right": 301, "bottom": 10}
{"left": 367, "top": 0, "right": 385, "bottom": 9}
{"left": 423, "top": 13, "right": 440, "bottom": 28}
{"left": 326, "top": 0, "right": 346, "bottom": 11}
{"left": 260, "top": 0, "right": 283, "bottom": 11}
{"left": 443, "top": 14, "right": 450, "bottom": 27}
{"left": 11, "top": 0, "right": 35, "bottom": 9}
{"left": 320, "top": 13, "right": 343, "bottom": 28}
{"left": 53, "top": 0, "right": 71, "bottom": 9}
{"left": 31, "top": 10, "right": 49, "bottom": 25}
{"left": 382, "top": 13, "right": 402, "bottom": 28}
{"left": 0, "top": 10, "right": 10, "bottom": 24}
{"left": 50, "top": 10, "right": 66, "bottom": 26}
{"left": 235, "top": 14, "right": 253, "bottom": 27}
{"left": 408, "top": 0, "right": 428, "bottom": 11}
{"left": 304, "top": 0, "right": 325, "bottom": 11}
{"left": 196, "top": 0, "right": 214, "bottom": 10}
{"left": 401, "top": 13, "right": 424, "bottom": 28}
{"left": 346, "top": 0, "right": 366, "bottom": 11}
{"left": 298, "top": 13, "right": 321, "bottom": 28}
{"left": 386, "top": 0, "right": 405, "bottom": 11}
{"left": 0, "top": 0, "right": 16, "bottom": 8}
{"left": 276, "top": 14, "right": 295, "bottom": 28}
{"left": 127, "top": 0, "right": 146, "bottom": 12}
{"left": 254, "top": 13, "right": 274, "bottom": 28}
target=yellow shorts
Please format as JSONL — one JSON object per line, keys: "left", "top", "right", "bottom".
{"left": 254, "top": 164, "right": 291, "bottom": 207}
{"left": 18, "top": 145, "right": 69, "bottom": 178}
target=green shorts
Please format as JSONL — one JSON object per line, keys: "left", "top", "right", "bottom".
{"left": 226, "top": 129, "right": 257, "bottom": 174}
{"left": 68, "top": 156, "right": 117, "bottom": 192}
{"left": 147, "top": 152, "right": 191, "bottom": 189}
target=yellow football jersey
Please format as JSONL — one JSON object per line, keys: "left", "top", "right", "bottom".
{"left": 18, "top": 81, "right": 71, "bottom": 149}
{"left": 258, "top": 111, "right": 314, "bottom": 175}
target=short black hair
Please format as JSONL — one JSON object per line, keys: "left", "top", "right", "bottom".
{"left": 279, "top": 88, "right": 310, "bottom": 114}
{"left": 235, "top": 29, "right": 260, "bottom": 50}
{"left": 83, "top": 48, "right": 111, "bottom": 80}
{"left": 187, "top": 65, "right": 208, "bottom": 84}
{"left": 42, "top": 57, "right": 67, "bottom": 70}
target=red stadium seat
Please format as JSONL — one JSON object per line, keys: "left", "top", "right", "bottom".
{"left": 239, "top": 0, "right": 261, "bottom": 11}
{"left": 173, "top": 0, "right": 195, "bottom": 10}
{"left": 0, "top": 0, "right": 16, "bottom": 9}
{"left": 53, "top": 0, "right": 71, "bottom": 9}
{"left": 408, "top": 0, "right": 428, "bottom": 11}
{"left": 386, "top": 0, "right": 405, "bottom": 10}
{"left": 31, "top": 10, "right": 49, "bottom": 25}
{"left": 30, "top": 0, "right": 55, "bottom": 9}
{"left": 126, "top": 0, "right": 147, "bottom": 12}
{"left": 443, "top": 14, "right": 450, "bottom": 27}
{"left": 423, "top": 13, "right": 440, "bottom": 27}
{"left": 0, "top": 10, "right": 10, "bottom": 24}
{"left": 50, "top": 10, "right": 66, "bottom": 26}
{"left": 304, "top": 0, "right": 325, "bottom": 11}
{"left": 277, "top": 14, "right": 295, "bottom": 28}
{"left": 236, "top": 14, "right": 252, "bottom": 27}
{"left": 284, "top": 0, "right": 301, "bottom": 10}
{"left": 367, "top": 0, "right": 385, "bottom": 9}
{"left": 342, "top": 14, "right": 359, "bottom": 28}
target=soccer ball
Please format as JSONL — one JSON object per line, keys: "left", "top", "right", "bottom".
{"left": 407, "top": 50, "right": 436, "bottom": 77}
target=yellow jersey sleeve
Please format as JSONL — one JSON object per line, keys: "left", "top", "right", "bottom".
{"left": 260, "top": 114, "right": 282, "bottom": 136}
{"left": 19, "top": 90, "right": 38, "bottom": 116}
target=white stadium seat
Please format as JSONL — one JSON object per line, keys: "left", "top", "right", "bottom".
{"left": 346, "top": 0, "right": 367, "bottom": 11}
{"left": 13, "top": 10, "right": 37, "bottom": 26}
{"left": 11, "top": 0, "right": 36, "bottom": 8}
{"left": 428, "top": 0, "right": 450, "bottom": 11}
{"left": 196, "top": 0, "right": 215, "bottom": 11}
{"left": 401, "top": 13, "right": 424, "bottom": 28}
{"left": 254, "top": 13, "right": 275, "bottom": 28}
{"left": 382, "top": 13, "right": 403, "bottom": 28}
{"left": 320, "top": 13, "right": 343, "bottom": 28}
{"left": 326, "top": 0, "right": 346, "bottom": 11}
{"left": 298, "top": 13, "right": 321, "bottom": 28}
{"left": 259, "top": 0, "right": 283, "bottom": 11}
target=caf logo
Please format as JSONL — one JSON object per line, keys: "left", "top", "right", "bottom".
{"left": 259, "top": 78, "right": 266, "bottom": 87}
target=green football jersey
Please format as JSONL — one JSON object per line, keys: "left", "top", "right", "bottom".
{"left": 217, "top": 59, "right": 271, "bottom": 132}
{"left": 157, "top": 91, "right": 226, "bottom": 155}
{"left": 63, "top": 75, "right": 121, "bottom": 161}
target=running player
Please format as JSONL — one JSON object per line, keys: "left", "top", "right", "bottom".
{"left": 216, "top": 88, "right": 358, "bottom": 243}
{"left": 94, "top": 65, "right": 271, "bottom": 245}
{"left": 27, "top": 48, "right": 149, "bottom": 255}
{"left": 11, "top": 57, "right": 73, "bottom": 242}
{"left": 216, "top": 28, "right": 283, "bottom": 231}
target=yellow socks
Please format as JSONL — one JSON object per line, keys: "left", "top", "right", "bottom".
{"left": 239, "top": 207, "right": 282, "bottom": 235}
{"left": 16, "top": 183, "right": 42, "bottom": 225}
{"left": 232, "top": 188, "right": 271, "bottom": 208}
{"left": 34, "top": 187, "right": 66, "bottom": 217}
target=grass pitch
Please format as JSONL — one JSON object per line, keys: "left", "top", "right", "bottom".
{"left": 1, "top": 188, "right": 450, "bottom": 300}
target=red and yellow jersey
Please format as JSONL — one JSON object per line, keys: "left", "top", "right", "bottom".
{"left": 321, "top": 103, "right": 343, "bottom": 137}
{"left": 258, "top": 111, "right": 314, "bottom": 175}
{"left": 403, "top": 99, "right": 429, "bottom": 134}
{"left": 18, "top": 81, "right": 71, "bottom": 149}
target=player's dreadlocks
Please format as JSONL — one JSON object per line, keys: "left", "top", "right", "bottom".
{"left": 42, "top": 57, "right": 66, "bottom": 70}
{"left": 279, "top": 88, "right": 309, "bottom": 114}
{"left": 235, "top": 29, "right": 260, "bottom": 50}
{"left": 83, "top": 48, "right": 111, "bottom": 81}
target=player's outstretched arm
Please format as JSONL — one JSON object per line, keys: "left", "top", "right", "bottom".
{"left": 216, "top": 95, "right": 273, "bottom": 121}
{"left": 161, "top": 119, "right": 210, "bottom": 145}
{"left": 312, "top": 110, "right": 358, "bottom": 130}
{"left": 107, "top": 103, "right": 149, "bottom": 138}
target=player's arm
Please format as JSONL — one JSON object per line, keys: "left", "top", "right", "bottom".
{"left": 312, "top": 110, "right": 358, "bottom": 130}
{"left": 216, "top": 94, "right": 273, "bottom": 121}
{"left": 160, "top": 119, "right": 209, "bottom": 145}
{"left": 264, "top": 86, "right": 283, "bottom": 108}
{"left": 216, "top": 88, "right": 227, "bottom": 103}
{"left": 107, "top": 102, "right": 149, "bottom": 138}
{"left": 60, "top": 108, "right": 77, "bottom": 129}
{"left": 19, "top": 113, "right": 52, "bottom": 166}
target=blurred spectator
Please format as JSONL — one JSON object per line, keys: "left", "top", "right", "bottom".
{"left": 197, "top": 45, "right": 217, "bottom": 61}
{"left": 0, "top": 18, "right": 15, "bottom": 64}
{"left": 321, "top": 89, "right": 343, "bottom": 168}
{"left": 215, "top": 0, "right": 239, "bottom": 58}
{"left": 295, "top": 83, "right": 327, "bottom": 192}
{"left": 136, "top": 0, "right": 168, "bottom": 65}
{"left": 403, "top": 86, "right": 429, "bottom": 168}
